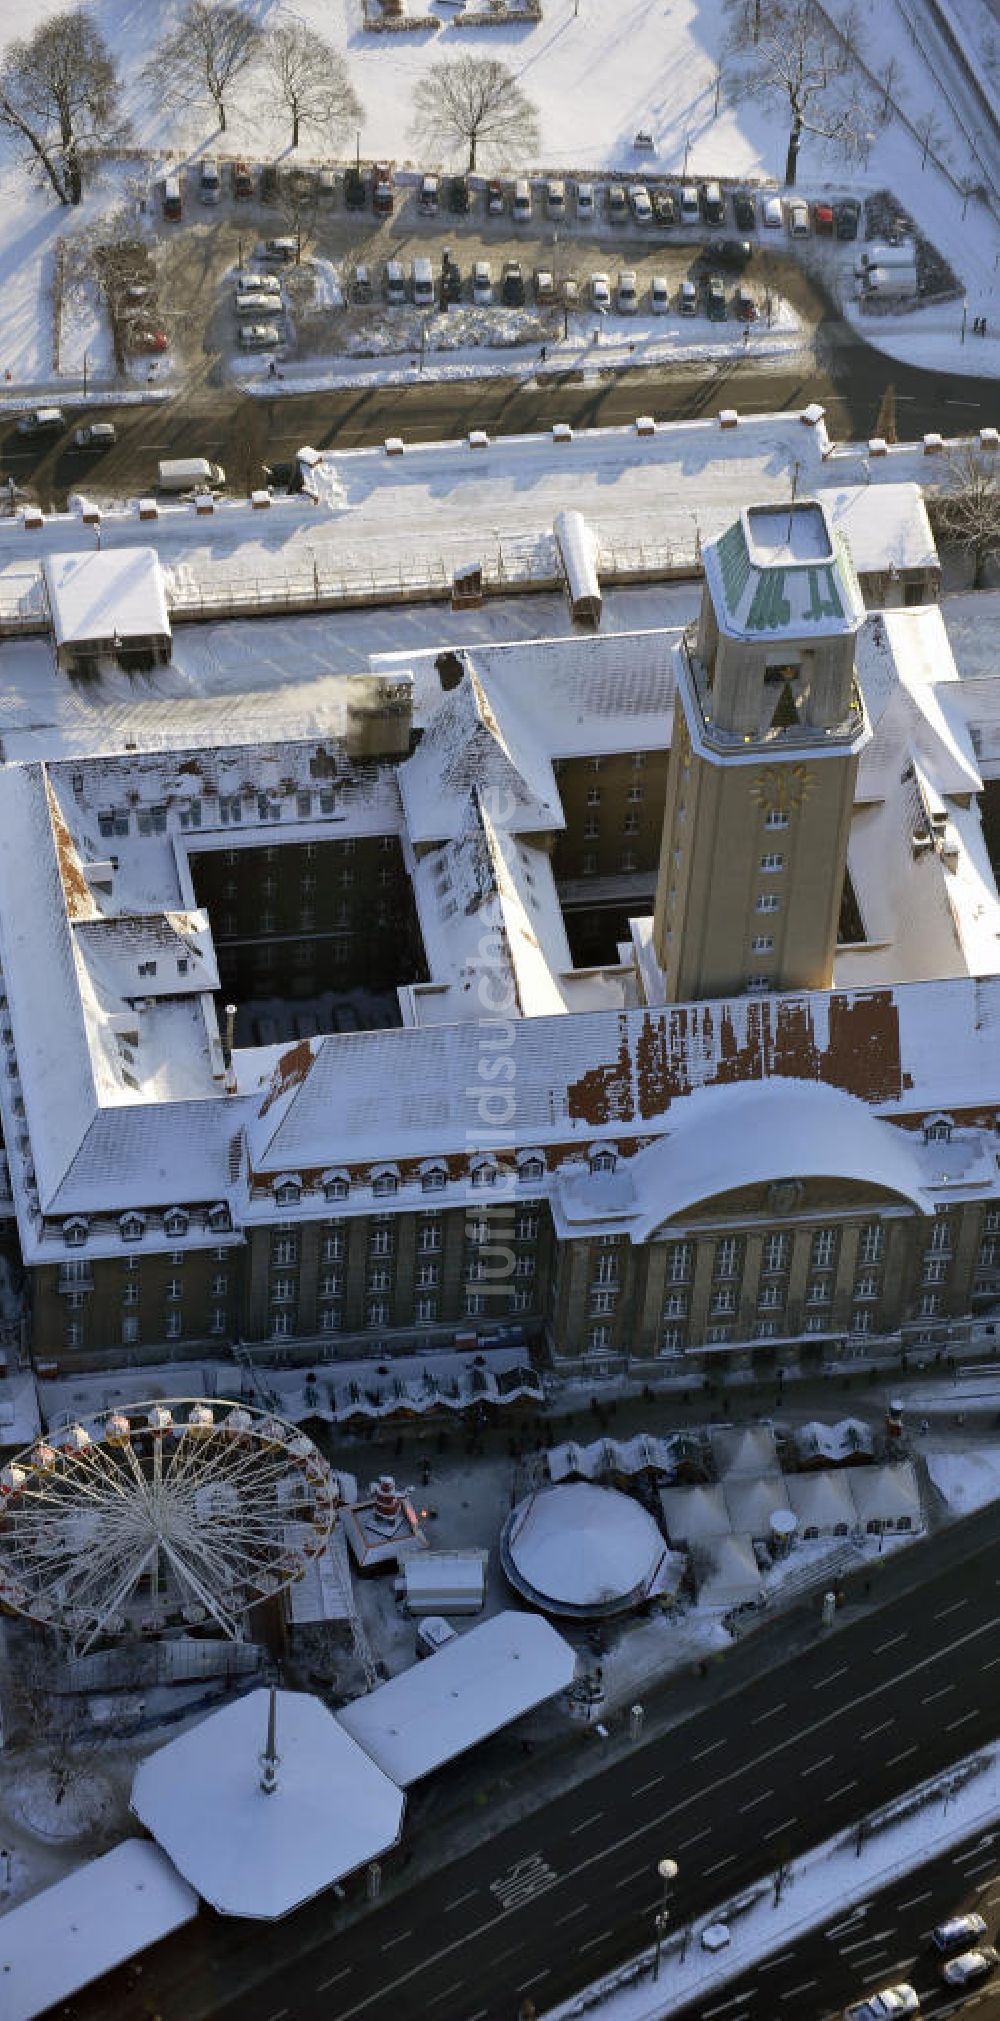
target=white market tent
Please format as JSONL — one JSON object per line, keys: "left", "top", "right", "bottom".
{"left": 723, "top": 1474, "right": 792, "bottom": 1537}
{"left": 501, "top": 1480, "right": 676, "bottom": 1616}
{"left": 659, "top": 1481, "right": 731, "bottom": 1546}
{"left": 785, "top": 1470, "right": 858, "bottom": 1535}
{"left": 710, "top": 1425, "right": 780, "bottom": 1478}
{"left": 849, "top": 1461, "right": 922, "bottom": 1530}
{"left": 0, "top": 1841, "right": 197, "bottom": 2021}
{"left": 794, "top": 1419, "right": 876, "bottom": 1467}
{"left": 337, "top": 1611, "right": 576, "bottom": 1787}
{"left": 697, "top": 1533, "right": 764, "bottom": 1609}
{"left": 131, "top": 1687, "right": 404, "bottom": 1919}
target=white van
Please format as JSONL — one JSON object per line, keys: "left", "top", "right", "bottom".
{"left": 200, "top": 157, "right": 221, "bottom": 204}
{"left": 512, "top": 178, "right": 532, "bottom": 222}
{"left": 412, "top": 257, "right": 434, "bottom": 309}
{"left": 472, "top": 260, "right": 493, "bottom": 306}
{"left": 385, "top": 260, "right": 407, "bottom": 305}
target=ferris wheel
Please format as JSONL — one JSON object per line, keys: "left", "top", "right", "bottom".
{"left": 0, "top": 1399, "right": 340, "bottom": 1655}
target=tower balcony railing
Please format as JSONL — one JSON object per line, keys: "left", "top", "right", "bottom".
{"left": 679, "top": 629, "right": 866, "bottom": 754}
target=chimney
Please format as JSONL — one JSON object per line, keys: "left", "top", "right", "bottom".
{"left": 223, "top": 1003, "right": 237, "bottom": 1064}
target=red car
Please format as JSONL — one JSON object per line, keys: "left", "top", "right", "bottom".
{"left": 373, "top": 162, "right": 393, "bottom": 215}
{"left": 129, "top": 326, "right": 169, "bottom": 353}
{"left": 813, "top": 201, "right": 834, "bottom": 236}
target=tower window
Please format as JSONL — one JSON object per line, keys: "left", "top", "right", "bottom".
{"left": 760, "top": 853, "right": 784, "bottom": 872}
{"left": 764, "top": 811, "right": 789, "bottom": 831}
{"left": 751, "top": 935, "right": 774, "bottom": 954}
{"left": 755, "top": 894, "right": 780, "bottom": 914}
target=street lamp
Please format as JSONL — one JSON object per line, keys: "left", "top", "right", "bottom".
{"left": 652, "top": 1856, "right": 678, "bottom": 1981}
{"left": 961, "top": 297, "right": 968, "bottom": 345}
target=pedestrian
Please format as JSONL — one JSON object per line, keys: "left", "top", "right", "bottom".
{"left": 268, "top": 358, "right": 276, "bottom": 378}
{"left": 539, "top": 343, "right": 547, "bottom": 362}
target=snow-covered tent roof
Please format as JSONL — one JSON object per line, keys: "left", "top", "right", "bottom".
{"left": 131, "top": 1688, "right": 404, "bottom": 1918}
{"left": 785, "top": 1471, "right": 858, "bottom": 1532}
{"left": 848, "top": 1460, "right": 922, "bottom": 1526}
{"left": 501, "top": 1481, "right": 675, "bottom": 1616}
{"left": 696, "top": 1533, "right": 764, "bottom": 1608}
{"left": 710, "top": 1424, "right": 779, "bottom": 1478}
{"left": 793, "top": 1419, "right": 876, "bottom": 1467}
{"left": 723, "top": 1474, "right": 792, "bottom": 1537}
{"left": 337, "top": 1611, "right": 576, "bottom": 1786}
{"left": 547, "top": 1431, "right": 686, "bottom": 1483}
{"left": 659, "top": 1481, "right": 730, "bottom": 1545}
{"left": 43, "top": 547, "right": 170, "bottom": 647}
{"left": 0, "top": 1841, "right": 197, "bottom": 2021}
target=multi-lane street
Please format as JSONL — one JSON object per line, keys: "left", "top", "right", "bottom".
{"left": 61, "top": 1496, "right": 1000, "bottom": 2021}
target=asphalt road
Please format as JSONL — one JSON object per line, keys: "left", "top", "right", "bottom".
{"left": 672, "top": 1830, "right": 1000, "bottom": 2020}
{"left": 4, "top": 329, "right": 997, "bottom": 514}
{"left": 61, "top": 1495, "right": 1000, "bottom": 2021}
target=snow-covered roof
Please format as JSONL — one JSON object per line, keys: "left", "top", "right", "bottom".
{"left": 337, "top": 1611, "right": 576, "bottom": 1786}
{"left": 785, "top": 1471, "right": 859, "bottom": 1530}
{"left": 824, "top": 482, "right": 938, "bottom": 579}
{"left": 723, "top": 1474, "right": 792, "bottom": 1537}
{"left": 659, "top": 1482, "right": 732, "bottom": 1544}
{"left": 132, "top": 1689, "right": 404, "bottom": 1919}
{"left": 502, "top": 1481, "right": 673, "bottom": 1615}
{"left": 43, "top": 547, "right": 170, "bottom": 647}
{"left": 397, "top": 656, "right": 562, "bottom": 843}
{"left": 704, "top": 503, "right": 866, "bottom": 643}
{"left": 696, "top": 1532, "right": 764, "bottom": 1608}
{"left": 710, "top": 1425, "right": 780, "bottom": 1478}
{"left": 848, "top": 1461, "right": 922, "bottom": 1525}
{"left": 0, "top": 1841, "right": 197, "bottom": 2021}
{"left": 793, "top": 1419, "right": 877, "bottom": 1465}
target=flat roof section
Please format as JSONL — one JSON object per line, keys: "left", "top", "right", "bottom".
{"left": 745, "top": 501, "right": 832, "bottom": 566}
{"left": 0, "top": 1840, "right": 198, "bottom": 2021}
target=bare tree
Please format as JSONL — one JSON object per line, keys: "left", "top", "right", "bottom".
{"left": 726, "top": 0, "right": 871, "bottom": 186}
{"left": 148, "top": 0, "right": 261, "bottom": 134}
{"left": 876, "top": 54, "right": 900, "bottom": 120}
{"left": 913, "top": 106, "right": 943, "bottom": 170}
{"left": 930, "top": 449, "right": 1000, "bottom": 589}
{"left": 0, "top": 8, "right": 124, "bottom": 206}
{"left": 411, "top": 56, "right": 539, "bottom": 172}
{"left": 265, "top": 22, "right": 361, "bottom": 152}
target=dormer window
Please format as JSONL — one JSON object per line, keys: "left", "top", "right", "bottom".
{"left": 207, "top": 1202, "right": 231, "bottom": 1233}
{"left": 924, "top": 1113, "right": 954, "bottom": 1144}
{"left": 64, "top": 1217, "right": 88, "bottom": 1248}
{"left": 471, "top": 1159, "right": 497, "bottom": 1188}
{"left": 517, "top": 1154, "right": 545, "bottom": 1183}
{"left": 164, "top": 1208, "right": 189, "bottom": 1238}
{"left": 274, "top": 1177, "right": 302, "bottom": 1207}
{"left": 120, "top": 1212, "right": 145, "bottom": 1243}
{"left": 590, "top": 1147, "right": 618, "bottom": 1174}
{"left": 372, "top": 1168, "right": 399, "bottom": 1198}
{"left": 322, "top": 1172, "right": 350, "bottom": 1202}
{"left": 421, "top": 1165, "right": 447, "bottom": 1192}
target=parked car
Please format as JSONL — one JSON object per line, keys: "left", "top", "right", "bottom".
{"left": 512, "top": 178, "right": 532, "bottom": 222}
{"left": 259, "top": 163, "right": 280, "bottom": 203}
{"left": 418, "top": 173, "right": 439, "bottom": 214}
{"left": 411, "top": 258, "right": 434, "bottom": 308}
{"left": 373, "top": 163, "right": 393, "bottom": 215}
{"left": 546, "top": 178, "right": 566, "bottom": 219}
{"left": 501, "top": 260, "right": 525, "bottom": 306}
{"left": 650, "top": 273, "right": 669, "bottom": 313}
{"left": 441, "top": 256, "right": 462, "bottom": 305}
{"left": 590, "top": 270, "right": 611, "bottom": 311}
{"left": 238, "top": 322, "right": 281, "bottom": 350}
{"left": 199, "top": 156, "right": 221, "bottom": 204}
{"left": 562, "top": 277, "right": 580, "bottom": 311}
{"left": 629, "top": 182, "right": 652, "bottom": 223}
{"left": 679, "top": 183, "right": 700, "bottom": 223}
{"left": 233, "top": 271, "right": 281, "bottom": 296}
{"left": 789, "top": 198, "right": 810, "bottom": 236}
{"left": 932, "top": 1914, "right": 988, "bottom": 1954}
{"left": 384, "top": 260, "right": 407, "bottom": 306}
{"left": 733, "top": 189, "right": 756, "bottom": 230}
{"left": 762, "top": 195, "right": 784, "bottom": 228}
{"left": 942, "top": 1948, "right": 999, "bottom": 1988}
{"left": 617, "top": 269, "right": 638, "bottom": 313}
{"left": 72, "top": 422, "right": 117, "bottom": 449}
{"left": 129, "top": 325, "right": 169, "bottom": 352}
{"left": 317, "top": 167, "right": 337, "bottom": 199}
{"left": 735, "top": 283, "right": 756, "bottom": 321}
{"left": 258, "top": 237, "right": 297, "bottom": 262}
{"left": 842, "top": 1989, "right": 919, "bottom": 2021}
{"left": 232, "top": 161, "right": 254, "bottom": 200}
{"left": 813, "top": 200, "right": 834, "bottom": 235}
{"left": 235, "top": 291, "right": 283, "bottom": 315}
{"left": 534, "top": 268, "right": 555, "bottom": 304}
{"left": 352, "top": 264, "right": 373, "bottom": 304}
{"left": 472, "top": 260, "right": 493, "bottom": 306}
{"left": 716, "top": 238, "right": 752, "bottom": 267}
{"left": 836, "top": 196, "right": 861, "bottom": 239}
{"left": 705, "top": 273, "right": 726, "bottom": 320}
{"left": 678, "top": 277, "right": 697, "bottom": 314}
{"left": 701, "top": 179, "right": 725, "bottom": 225}
{"left": 343, "top": 167, "right": 367, "bottom": 210}
{"left": 576, "top": 181, "right": 595, "bottom": 220}
{"left": 16, "top": 406, "right": 65, "bottom": 434}
{"left": 448, "top": 173, "right": 470, "bottom": 214}
{"left": 606, "top": 182, "right": 628, "bottom": 221}
{"left": 486, "top": 178, "right": 505, "bottom": 215}
{"left": 652, "top": 189, "right": 676, "bottom": 226}
{"left": 162, "top": 172, "right": 183, "bottom": 220}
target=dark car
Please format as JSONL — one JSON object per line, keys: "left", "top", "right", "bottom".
{"left": 835, "top": 196, "right": 861, "bottom": 240}
{"left": 716, "top": 238, "right": 753, "bottom": 267}
{"left": 441, "top": 254, "right": 462, "bottom": 303}
{"left": 501, "top": 259, "right": 525, "bottom": 306}
{"left": 705, "top": 274, "right": 726, "bottom": 320}
{"left": 448, "top": 174, "right": 470, "bottom": 213}
{"left": 344, "top": 167, "right": 367, "bottom": 210}
{"left": 701, "top": 179, "right": 725, "bottom": 225}
{"left": 735, "top": 283, "right": 756, "bottom": 321}
{"left": 373, "top": 163, "right": 393, "bottom": 215}
{"left": 733, "top": 190, "right": 756, "bottom": 230}
{"left": 259, "top": 163, "right": 280, "bottom": 203}
{"left": 652, "top": 189, "right": 676, "bottom": 226}
{"left": 486, "top": 178, "right": 505, "bottom": 215}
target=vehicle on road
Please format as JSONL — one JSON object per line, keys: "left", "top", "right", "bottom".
{"left": 607, "top": 183, "right": 627, "bottom": 222}
{"left": 931, "top": 1912, "right": 987, "bottom": 1954}
{"left": 650, "top": 274, "right": 669, "bottom": 313}
{"left": 843, "top": 1987, "right": 919, "bottom": 2020}
{"left": 512, "top": 178, "right": 532, "bottom": 222}
{"left": 733, "top": 189, "right": 756, "bottom": 230}
{"left": 72, "top": 423, "right": 117, "bottom": 450}
{"left": 418, "top": 174, "right": 439, "bottom": 214}
{"left": 238, "top": 322, "right": 282, "bottom": 350}
{"left": 258, "top": 237, "right": 297, "bottom": 262}
{"left": 763, "top": 195, "right": 784, "bottom": 228}
{"left": 789, "top": 198, "right": 810, "bottom": 236}
{"left": 942, "top": 1946, "right": 999, "bottom": 1987}
{"left": 629, "top": 183, "right": 652, "bottom": 223}
{"left": 836, "top": 196, "right": 862, "bottom": 239}
{"left": 705, "top": 274, "right": 726, "bottom": 320}
{"left": 16, "top": 407, "right": 65, "bottom": 435}
{"left": 576, "top": 182, "right": 594, "bottom": 220}
{"left": 590, "top": 271, "right": 611, "bottom": 311}
{"left": 447, "top": 173, "right": 470, "bottom": 214}
{"left": 472, "top": 260, "right": 493, "bottom": 305}
{"left": 501, "top": 260, "right": 525, "bottom": 306}
{"left": 546, "top": 179, "right": 566, "bottom": 219}
{"left": 679, "top": 184, "right": 699, "bottom": 222}
{"left": 157, "top": 457, "right": 224, "bottom": 492}
{"left": 487, "top": 178, "right": 505, "bottom": 215}
{"left": 652, "top": 189, "right": 676, "bottom": 226}
{"left": 617, "top": 269, "right": 638, "bottom": 312}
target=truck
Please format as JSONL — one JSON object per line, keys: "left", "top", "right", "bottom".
{"left": 157, "top": 456, "right": 225, "bottom": 492}
{"left": 861, "top": 264, "right": 918, "bottom": 304}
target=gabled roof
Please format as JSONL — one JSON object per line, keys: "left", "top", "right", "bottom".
{"left": 397, "top": 656, "right": 562, "bottom": 843}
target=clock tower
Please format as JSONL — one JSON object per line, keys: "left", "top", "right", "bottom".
{"left": 651, "top": 499, "right": 869, "bottom": 1003}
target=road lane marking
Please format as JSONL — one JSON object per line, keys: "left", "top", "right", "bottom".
{"left": 859, "top": 1720, "right": 895, "bottom": 1740}
{"left": 947, "top": 1710, "right": 981, "bottom": 1731}
{"left": 825, "top": 1780, "right": 858, "bottom": 1801}
{"left": 886, "top": 1745, "right": 919, "bottom": 1766}
{"left": 704, "top": 1854, "right": 737, "bottom": 1877}
{"left": 758, "top": 1952, "right": 797, "bottom": 1970}
{"left": 872, "top": 1632, "right": 908, "bottom": 1652}
{"left": 427, "top": 1986, "right": 464, "bottom": 2007}
{"left": 935, "top": 1598, "right": 969, "bottom": 1618}
{"left": 615, "top": 1866, "right": 651, "bottom": 1889}
{"left": 677, "top": 1826, "right": 713, "bottom": 1849}
{"left": 751, "top": 1702, "right": 786, "bottom": 1723}
{"left": 813, "top": 1666, "right": 849, "bottom": 1689}
{"left": 802, "top": 1754, "right": 836, "bottom": 1776}
{"left": 570, "top": 1812, "right": 604, "bottom": 1835}
{"left": 444, "top": 1889, "right": 478, "bottom": 1913}
{"left": 781, "top": 1981, "right": 818, "bottom": 1998}
{"left": 922, "top": 1684, "right": 955, "bottom": 1704}
{"left": 738, "top": 1790, "right": 774, "bottom": 1812}
{"left": 579, "top": 1930, "right": 612, "bottom": 1952}
{"left": 631, "top": 1775, "right": 665, "bottom": 1796}
{"left": 763, "top": 1817, "right": 797, "bottom": 1840}
{"left": 381, "top": 1930, "right": 412, "bottom": 1950}
{"left": 691, "top": 1738, "right": 727, "bottom": 1760}
{"left": 897, "top": 1891, "right": 933, "bottom": 1909}
{"left": 316, "top": 1968, "right": 352, "bottom": 1991}
{"left": 516, "top": 1970, "right": 551, "bottom": 1990}
{"left": 554, "top": 1904, "right": 590, "bottom": 1925}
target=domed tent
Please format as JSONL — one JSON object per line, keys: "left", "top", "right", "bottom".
{"left": 501, "top": 1481, "right": 681, "bottom": 1618}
